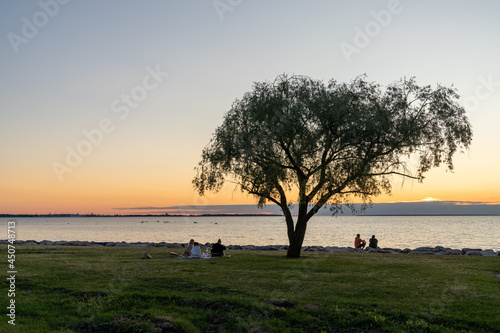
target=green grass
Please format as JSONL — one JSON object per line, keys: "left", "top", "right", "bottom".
{"left": 2, "top": 245, "right": 499, "bottom": 332}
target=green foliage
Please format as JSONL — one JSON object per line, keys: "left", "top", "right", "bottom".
{"left": 193, "top": 74, "right": 473, "bottom": 256}
{"left": 194, "top": 75, "right": 472, "bottom": 205}
{"left": 3, "top": 245, "right": 499, "bottom": 332}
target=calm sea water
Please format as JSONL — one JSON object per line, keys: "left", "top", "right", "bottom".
{"left": 2, "top": 215, "right": 499, "bottom": 251}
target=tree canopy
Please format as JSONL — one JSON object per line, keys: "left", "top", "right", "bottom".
{"left": 193, "top": 75, "right": 472, "bottom": 257}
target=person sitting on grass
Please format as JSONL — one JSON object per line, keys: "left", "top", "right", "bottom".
{"left": 369, "top": 235, "right": 378, "bottom": 249}
{"left": 170, "top": 239, "right": 195, "bottom": 257}
{"left": 354, "top": 234, "right": 366, "bottom": 249}
{"left": 211, "top": 239, "right": 226, "bottom": 257}
{"left": 189, "top": 242, "right": 202, "bottom": 258}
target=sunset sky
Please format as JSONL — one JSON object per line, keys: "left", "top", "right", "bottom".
{"left": 1, "top": 1, "right": 500, "bottom": 215}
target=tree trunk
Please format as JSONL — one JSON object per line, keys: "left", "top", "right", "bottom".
{"left": 286, "top": 216, "right": 308, "bottom": 258}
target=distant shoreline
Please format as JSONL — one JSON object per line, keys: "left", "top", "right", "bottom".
{"left": 1, "top": 213, "right": 499, "bottom": 217}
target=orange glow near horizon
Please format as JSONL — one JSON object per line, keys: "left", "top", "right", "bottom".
{"left": 1, "top": 142, "right": 499, "bottom": 215}
{"left": 2, "top": 172, "right": 500, "bottom": 215}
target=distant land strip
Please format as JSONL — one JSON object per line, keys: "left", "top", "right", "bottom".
{"left": 2, "top": 201, "right": 500, "bottom": 217}
{"left": 1, "top": 213, "right": 499, "bottom": 218}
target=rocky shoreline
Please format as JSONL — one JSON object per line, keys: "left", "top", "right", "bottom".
{"left": 4, "top": 239, "right": 499, "bottom": 256}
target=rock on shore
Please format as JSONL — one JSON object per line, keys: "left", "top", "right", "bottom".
{"left": 2, "top": 240, "right": 499, "bottom": 256}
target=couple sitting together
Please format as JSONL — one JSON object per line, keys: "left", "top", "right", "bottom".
{"left": 170, "top": 239, "right": 226, "bottom": 258}
{"left": 354, "top": 234, "right": 378, "bottom": 250}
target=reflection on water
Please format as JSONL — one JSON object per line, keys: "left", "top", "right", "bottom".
{"left": 2, "top": 215, "right": 499, "bottom": 250}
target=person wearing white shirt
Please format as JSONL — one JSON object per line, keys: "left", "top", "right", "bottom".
{"left": 189, "top": 242, "right": 202, "bottom": 258}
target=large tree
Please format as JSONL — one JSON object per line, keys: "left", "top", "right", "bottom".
{"left": 193, "top": 75, "right": 472, "bottom": 258}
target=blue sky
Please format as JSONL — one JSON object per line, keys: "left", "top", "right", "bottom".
{"left": 1, "top": 0, "right": 500, "bottom": 214}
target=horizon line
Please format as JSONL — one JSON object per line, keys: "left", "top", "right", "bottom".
{"left": 113, "top": 200, "right": 500, "bottom": 210}
{"left": 3, "top": 200, "right": 500, "bottom": 216}
{"left": 1, "top": 213, "right": 499, "bottom": 217}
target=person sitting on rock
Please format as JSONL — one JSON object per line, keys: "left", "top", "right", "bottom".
{"left": 354, "top": 234, "right": 366, "bottom": 249}
{"left": 211, "top": 239, "right": 226, "bottom": 257}
{"left": 369, "top": 235, "right": 378, "bottom": 249}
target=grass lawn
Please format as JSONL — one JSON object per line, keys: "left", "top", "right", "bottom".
{"left": 1, "top": 245, "right": 499, "bottom": 332}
